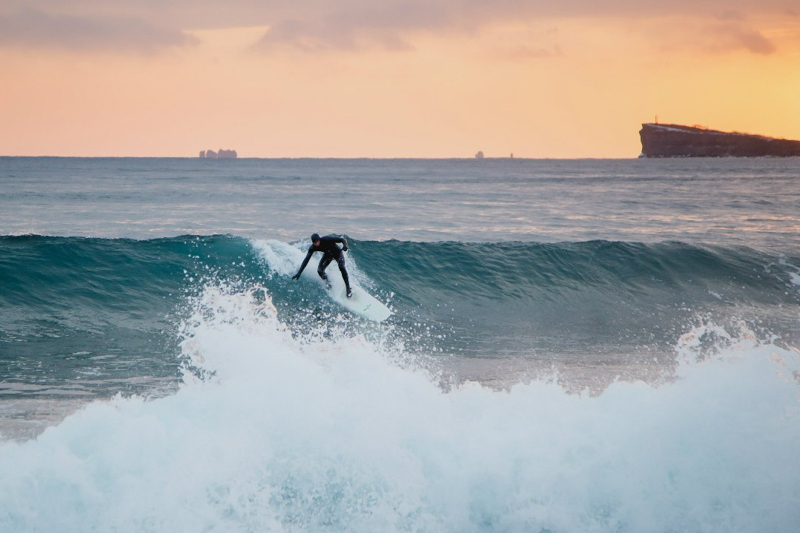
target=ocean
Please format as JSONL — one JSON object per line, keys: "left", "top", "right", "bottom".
{"left": 1, "top": 157, "right": 799, "bottom": 532}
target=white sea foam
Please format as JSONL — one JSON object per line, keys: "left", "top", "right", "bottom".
{"left": 1, "top": 285, "right": 799, "bottom": 533}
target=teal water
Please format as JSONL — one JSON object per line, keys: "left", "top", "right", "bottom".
{"left": 2, "top": 235, "right": 798, "bottom": 395}
{"left": 1, "top": 158, "right": 799, "bottom": 532}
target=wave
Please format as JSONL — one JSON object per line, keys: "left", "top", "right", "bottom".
{"left": 4, "top": 235, "right": 798, "bottom": 309}
{"left": 0, "top": 235, "right": 260, "bottom": 397}
{"left": 1, "top": 235, "right": 799, "bottom": 394}
{"left": 1, "top": 284, "right": 798, "bottom": 532}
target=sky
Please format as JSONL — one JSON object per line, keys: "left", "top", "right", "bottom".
{"left": 1, "top": 0, "right": 799, "bottom": 157}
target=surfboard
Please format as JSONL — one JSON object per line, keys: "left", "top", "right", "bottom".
{"left": 328, "top": 285, "right": 392, "bottom": 322}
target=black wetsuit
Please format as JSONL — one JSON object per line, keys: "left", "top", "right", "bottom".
{"left": 294, "top": 235, "right": 350, "bottom": 290}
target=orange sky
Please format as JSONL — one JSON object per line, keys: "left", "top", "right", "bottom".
{"left": 1, "top": 2, "right": 799, "bottom": 157}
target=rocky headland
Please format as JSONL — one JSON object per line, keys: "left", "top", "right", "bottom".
{"left": 639, "top": 124, "right": 800, "bottom": 157}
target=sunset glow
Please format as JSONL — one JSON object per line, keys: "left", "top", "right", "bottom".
{"left": 1, "top": 1, "right": 799, "bottom": 157}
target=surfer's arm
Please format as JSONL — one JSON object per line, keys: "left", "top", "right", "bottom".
{"left": 334, "top": 236, "right": 348, "bottom": 251}
{"left": 292, "top": 249, "right": 314, "bottom": 279}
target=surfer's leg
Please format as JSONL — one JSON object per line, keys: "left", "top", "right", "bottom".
{"left": 336, "top": 255, "right": 351, "bottom": 293}
{"left": 317, "top": 255, "right": 333, "bottom": 287}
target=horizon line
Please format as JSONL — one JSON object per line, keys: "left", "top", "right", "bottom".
{"left": 0, "top": 155, "right": 641, "bottom": 160}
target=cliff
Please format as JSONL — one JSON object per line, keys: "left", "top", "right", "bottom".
{"left": 639, "top": 123, "right": 800, "bottom": 158}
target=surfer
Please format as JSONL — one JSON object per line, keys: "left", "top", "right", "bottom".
{"left": 292, "top": 233, "right": 353, "bottom": 298}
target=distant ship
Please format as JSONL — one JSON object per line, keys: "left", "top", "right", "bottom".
{"left": 639, "top": 123, "right": 800, "bottom": 158}
{"left": 200, "top": 149, "right": 237, "bottom": 159}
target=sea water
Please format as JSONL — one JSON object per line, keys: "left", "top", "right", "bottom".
{"left": 1, "top": 157, "right": 799, "bottom": 532}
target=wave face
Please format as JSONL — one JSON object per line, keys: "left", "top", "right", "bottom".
{"left": 1, "top": 284, "right": 799, "bottom": 533}
{"left": 349, "top": 239, "right": 800, "bottom": 357}
{"left": 0, "top": 235, "right": 259, "bottom": 395}
{"left": 2, "top": 235, "right": 799, "bottom": 395}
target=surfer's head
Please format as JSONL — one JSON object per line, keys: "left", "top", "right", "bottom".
{"left": 311, "top": 233, "right": 321, "bottom": 245}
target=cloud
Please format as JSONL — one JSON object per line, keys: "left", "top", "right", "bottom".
{"left": 714, "top": 10, "right": 747, "bottom": 21}
{"left": 0, "top": 9, "right": 197, "bottom": 53}
{"left": 704, "top": 23, "right": 777, "bottom": 54}
{"left": 249, "top": 0, "right": 785, "bottom": 54}
{"left": 731, "top": 27, "right": 777, "bottom": 54}
{"left": 0, "top": 1, "right": 790, "bottom": 54}
{"left": 253, "top": 19, "right": 413, "bottom": 52}
{"left": 251, "top": 3, "right": 464, "bottom": 52}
